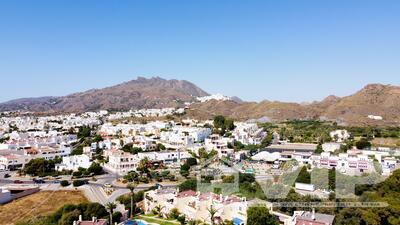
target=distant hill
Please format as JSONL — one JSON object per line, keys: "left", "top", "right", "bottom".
{"left": 0, "top": 78, "right": 399, "bottom": 125}
{"left": 187, "top": 84, "right": 400, "bottom": 125}
{"left": 0, "top": 77, "right": 209, "bottom": 113}
{"left": 320, "top": 84, "right": 400, "bottom": 125}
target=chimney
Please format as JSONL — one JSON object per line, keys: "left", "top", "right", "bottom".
{"left": 73, "top": 221, "right": 77, "bottom": 225}
{"left": 79, "top": 215, "right": 82, "bottom": 222}
{"left": 92, "top": 217, "right": 96, "bottom": 222}
{"left": 312, "top": 208, "right": 316, "bottom": 220}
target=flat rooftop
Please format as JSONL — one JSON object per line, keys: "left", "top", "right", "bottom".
{"left": 263, "top": 143, "right": 317, "bottom": 152}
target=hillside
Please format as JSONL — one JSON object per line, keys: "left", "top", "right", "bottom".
{"left": 0, "top": 78, "right": 399, "bottom": 125}
{"left": 188, "top": 84, "right": 400, "bottom": 125}
{"left": 0, "top": 77, "right": 208, "bottom": 113}
{"left": 321, "top": 84, "right": 400, "bottom": 125}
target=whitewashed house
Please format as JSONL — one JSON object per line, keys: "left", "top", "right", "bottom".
{"left": 144, "top": 188, "right": 248, "bottom": 224}
{"left": 56, "top": 154, "right": 92, "bottom": 172}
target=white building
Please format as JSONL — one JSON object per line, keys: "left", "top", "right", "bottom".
{"left": 368, "top": 115, "right": 383, "bottom": 120}
{"left": 197, "top": 94, "right": 231, "bottom": 103}
{"left": 381, "top": 157, "right": 399, "bottom": 176}
{"left": 314, "top": 150, "right": 372, "bottom": 174}
{"left": 0, "top": 153, "right": 31, "bottom": 170}
{"left": 138, "top": 150, "right": 191, "bottom": 164}
{"left": 56, "top": 154, "right": 92, "bottom": 172}
{"left": 132, "top": 136, "right": 157, "bottom": 151}
{"left": 24, "top": 145, "right": 71, "bottom": 160}
{"left": 330, "top": 130, "right": 350, "bottom": 143}
{"left": 103, "top": 150, "right": 140, "bottom": 175}
{"left": 233, "top": 122, "right": 265, "bottom": 145}
{"left": 160, "top": 127, "right": 211, "bottom": 146}
{"left": 287, "top": 210, "right": 335, "bottom": 225}
{"left": 144, "top": 188, "right": 248, "bottom": 224}
{"left": 322, "top": 142, "right": 341, "bottom": 152}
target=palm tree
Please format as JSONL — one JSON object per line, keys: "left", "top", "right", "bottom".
{"left": 105, "top": 202, "right": 117, "bottom": 225}
{"left": 154, "top": 204, "right": 165, "bottom": 218}
{"left": 207, "top": 205, "right": 218, "bottom": 225}
{"left": 127, "top": 183, "right": 138, "bottom": 218}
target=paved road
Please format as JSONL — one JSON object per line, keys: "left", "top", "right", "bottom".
{"left": 0, "top": 172, "right": 178, "bottom": 208}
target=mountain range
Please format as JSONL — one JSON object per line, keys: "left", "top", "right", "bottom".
{"left": 0, "top": 77, "right": 399, "bottom": 125}
{"left": 0, "top": 77, "right": 208, "bottom": 113}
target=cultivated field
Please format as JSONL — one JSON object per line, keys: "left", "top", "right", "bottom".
{"left": 0, "top": 190, "right": 87, "bottom": 225}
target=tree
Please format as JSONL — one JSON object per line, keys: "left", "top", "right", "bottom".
{"left": 213, "top": 115, "right": 226, "bottom": 130}
{"left": 179, "top": 179, "right": 197, "bottom": 191}
{"left": 328, "top": 168, "right": 336, "bottom": 191}
{"left": 87, "top": 162, "right": 103, "bottom": 175}
{"left": 16, "top": 202, "right": 108, "bottom": 225}
{"left": 180, "top": 163, "right": 191, "bottom": 177}
{"left": 213, "top": 115, "right": 235, "bottom": 135}
{"left": 93, "top": 134, "right": 103, "bottom": 143}
{"left": 169, "top": 208, "right": 180, "bottom": 219}
{"left": 112, "top": 211, "right": 123, "bottom": 224}
{"left": 127, "top": 183, "right": 138, "bottom": 218}
{"left": 154, "top": 204, "right": 165, "bottom": 218}
{"left": 261, "top": 132, "right": 273, "bottom": 147}
{"left": 122, "top": 144, "right": 143, "bottom": 154}
{"left": 186, "top": 158, "right": 198, "bottom": 166}
{"left": 59, "top": 209, "right": 80, "bottom": 225}
{"left": 82, "top": 203, "right": 108, "bottom": 219}
{"left": 105, "top": 202, "right": 117, "bottom": 225}
{"left": 315, "top": 144, "right": 323, "bottom": 154}
{"left": 71, "top": 145, "right": 84, "bottom": 155}
{"left": 77, "top": 126, "right": 92, "bottom": 139}
{"left": 156, "top": 143, "right": 166, "bottom": 151}
{"left": 296, "top": 166, "right": 311, "bottom": 184}
{"left": 177, "top": 215, "right": 186, "bottom": 225}
{"left": 207, "top": 205, "right": 218, "bottom": 225}
{"left": 23, "top": 158, "right": 57, "bottom": 177}
{"left": 124, "top": 171, "right": 139, "bottom": 182}
{"left": 355, "top": 138, "right": 371, "bottom": 149}
{"left": 246, "top": 206, "right": 279, "bottom": 225}
{"left": 224, "top": 118, "right": 235, "bottom": 131}
{"left": 137, "top": 157, "right": 151, "bottom": 175}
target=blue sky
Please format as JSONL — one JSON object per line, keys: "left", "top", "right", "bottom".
{"left": 0, "top": 0, "right": 399, "bottom": 103}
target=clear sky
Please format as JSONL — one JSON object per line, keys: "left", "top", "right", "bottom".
{"left": 0, "top": 0, "right": 399, "bottom": 103}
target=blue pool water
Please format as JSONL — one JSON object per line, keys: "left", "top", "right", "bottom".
{"left": 124, "top": 220, "right": 147, "bottom": 225}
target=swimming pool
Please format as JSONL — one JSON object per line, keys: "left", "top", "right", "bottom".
{"left": 123, "top": 220, "right": 147, "bottom": 225}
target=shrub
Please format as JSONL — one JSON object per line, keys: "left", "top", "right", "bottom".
{"left": 73, "top": 180, "right": 85, "bottom": 187}
{"left": 60, "top": 180, "right": 70, "bottom": 187}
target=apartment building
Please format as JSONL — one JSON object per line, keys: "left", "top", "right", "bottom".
{"left": 103, "top": 150, "right": 140, "bottom": 175}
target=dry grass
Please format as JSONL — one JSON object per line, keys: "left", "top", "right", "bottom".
{"left": 372, "top": 137, "right": 400, "bottom": 147}
{"left": 0, "top": 191, "right": 88, "bottom": 225}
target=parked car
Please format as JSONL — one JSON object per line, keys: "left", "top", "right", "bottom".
{"left": 33, "top": 178, "right": 46, "bottom": 184}
{"left": 104, "top": 183, "right": 113, "bottom": 188}
{"left": 13, "top": 180, "right": 24, "bottom": 184}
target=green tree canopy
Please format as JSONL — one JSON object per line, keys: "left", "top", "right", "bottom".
{"left": 247, "top": 206, "right": 279, "bottom": 225}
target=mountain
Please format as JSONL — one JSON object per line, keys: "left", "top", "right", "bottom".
{"left": 0, "top": 77, "right": 209, "bottom": 113}
{"left": 0, "top": 78, "right": 399, "bottom": 125}
{"left": 321, "top": 84, "right": 400, "bottom": 125}
{"left": 188, "top": 84, "right": 400, "bottom": 125}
